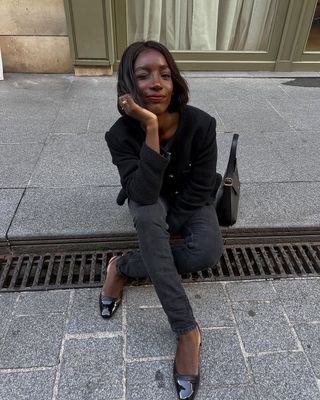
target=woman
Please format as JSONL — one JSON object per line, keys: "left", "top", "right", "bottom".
{"left": 100, "top": 40, "right": 223, "bottom": 400}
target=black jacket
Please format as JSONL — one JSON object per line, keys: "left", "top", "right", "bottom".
{"left": 105, "top": 105, "right": 220, "bottom": 231}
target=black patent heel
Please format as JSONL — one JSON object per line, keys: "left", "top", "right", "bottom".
{"left": 99, "top": 256, "right": 122, "bottom": 319}
{"left": 173, "top": 324, "right": 201, "bottom": 400}
{"left": 173, "top": 363, "right": 200, "bottom": 400}
{"left": 99, "top": 293, "right": 122, "bottom": 318}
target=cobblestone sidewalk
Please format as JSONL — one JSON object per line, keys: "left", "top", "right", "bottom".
{"left": 1, "top": 278, "right": 320, "bottom": 399}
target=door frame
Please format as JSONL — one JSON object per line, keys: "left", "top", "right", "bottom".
{"left": 275, "top": 0, "right": 320, "bottom": 71}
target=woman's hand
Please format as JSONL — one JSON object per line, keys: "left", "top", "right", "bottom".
{"left": 119, "top": 94, "right": 160, "bottom": 153}
{"left": 119, "top": 94, "right": 158, "bottom": 131}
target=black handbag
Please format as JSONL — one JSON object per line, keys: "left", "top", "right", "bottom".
{"left": 215, "top": 134, "right": 240, "bottom": 226}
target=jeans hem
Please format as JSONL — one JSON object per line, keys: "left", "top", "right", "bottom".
{"left": 116, "top": 256, "right": 127, "bottom": 278}
{"left": 174, "top": 322, "right": 197, "bottom": 336}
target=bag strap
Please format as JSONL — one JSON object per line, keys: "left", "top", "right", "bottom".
{"left": 225, "top": 134, "right": 239, "bottom": 179}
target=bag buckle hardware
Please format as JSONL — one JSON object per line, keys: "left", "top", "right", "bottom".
{"left": 224, "top": 177, "right": 233, "bottom": 187}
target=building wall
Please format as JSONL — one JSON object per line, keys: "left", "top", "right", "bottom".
{"left": 0, "top": 0, "right": 72, "bottom": 73}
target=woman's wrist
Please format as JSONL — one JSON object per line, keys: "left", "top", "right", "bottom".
{"left": 144, "top": 116, "right": 158, "bottom": 132}
{"left": 145, "top": 120, "right": 160, "bottom": 153}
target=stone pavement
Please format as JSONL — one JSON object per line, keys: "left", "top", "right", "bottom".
{"left": 1, "top": 279, "right": 320, "bottom": 399}
{"left": 1, "top": 72, "right": 320, "bottom": 252}
{"left": 1, "top": 72, "right": 320, "bottom": 399}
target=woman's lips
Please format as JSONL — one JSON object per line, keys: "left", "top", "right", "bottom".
{"left": 146, "top": 95, "right": 166, "bottom": 102}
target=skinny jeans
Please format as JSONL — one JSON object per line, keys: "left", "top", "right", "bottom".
{"left": 117, "top": 198, "right": 223, "bottom": 335}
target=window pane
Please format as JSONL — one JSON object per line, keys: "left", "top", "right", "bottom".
{"left": 305, "top": 1, "right": 320, "bottom": 51}
{"left": 127, "top": 0, "right": 277, "bottom": 51}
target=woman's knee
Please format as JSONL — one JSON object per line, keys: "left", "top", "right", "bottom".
{"left": 187, "top": 233, "right": 223, "bottom": 269}
{"left": 129, "top": 200, "right": 168, "bottom": 231}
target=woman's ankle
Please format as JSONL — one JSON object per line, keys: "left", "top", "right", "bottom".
{"left": 102, "top": 257, "right": 126, "bottom": 298}
{"left": 175, "top": 324, "right": 201, "bottom": 375}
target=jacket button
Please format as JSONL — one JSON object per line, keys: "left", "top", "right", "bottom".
{"left": 169, "top": 174, "right": 174, "bottom": 178}
{"left": 175, "top": 191, "right": 179, "bottom": 195}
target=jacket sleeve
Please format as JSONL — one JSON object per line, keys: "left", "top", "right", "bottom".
{"left": 106, "top": 131, "right": 170, "bottom": 205}
{"left": 167, "top": 117, "right": 218, "bottom": 230}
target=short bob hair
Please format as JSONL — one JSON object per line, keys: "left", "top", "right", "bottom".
{"left": 117, "top": 41, "right": 189, "bottom": 115}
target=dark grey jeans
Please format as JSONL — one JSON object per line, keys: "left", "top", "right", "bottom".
{"left": 117, "top": 198, "right": 223, "bottom": 335}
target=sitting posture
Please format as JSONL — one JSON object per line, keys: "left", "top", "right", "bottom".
{"left": 100, "top": 40, "right": 223, "bottom": 400}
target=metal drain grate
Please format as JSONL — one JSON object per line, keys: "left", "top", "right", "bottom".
{"left": 1, "top": 243, "right": 320, "bottom": 292}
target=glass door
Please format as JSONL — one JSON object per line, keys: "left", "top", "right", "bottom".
{"left": 113, "top": 0, "right": 290, "bottom": 70}
{"left": 291, "top": 0, "right": 320, "bottom": 67}
{"left": 305, "top": 1, "right": 320, "bottom": 51}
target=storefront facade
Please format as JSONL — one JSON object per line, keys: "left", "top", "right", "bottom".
{"left": 1, "top": 0, "right": 319, "bottom": 73}
{"left": 64, "top": 0, "right": 320, "bottom": 74}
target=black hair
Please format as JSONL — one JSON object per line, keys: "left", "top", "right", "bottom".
{"left": 117, "top": 41, "right": 189, "bottom": 115}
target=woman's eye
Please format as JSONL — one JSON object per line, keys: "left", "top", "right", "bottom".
{"left": 136, "top": 74, "right": 148, "bottom": 80}
{"left": 162, "top": 73, "right": 171, "bottom": 79}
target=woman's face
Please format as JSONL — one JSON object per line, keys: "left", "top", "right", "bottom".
{"left": 133, "top": 49, "right": 174, "bottom": 115}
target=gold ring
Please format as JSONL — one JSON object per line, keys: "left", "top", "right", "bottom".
{"left": 122, "top": 100, "right": 128, "bottom": 105}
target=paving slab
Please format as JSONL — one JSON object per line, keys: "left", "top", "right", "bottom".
{"left": 14, "top": 289, "right": 70, "bottom": 316}
{"left": 0, "top": 292, "right": 19, "bottom": 320}
{"left": 0, "top": 91, "right": 61, "bottom": 144}
{"left": 0, "top": 143, "right": 43, "bottom": 188}
{"left": 185, "top": 72, "right": 320, "bottom": 78}
{"left": 0, "top": 73, "right": 73, "bottom": 94}
{"left": 213, "top": 98, "right": 292, "bottom": 133}
{"left": 57, "top": 336, "right": 124, "bottom": 400}
{"left": 1, "top": 73, "right": 320, "bottom": 400}
{"left": 2, "top": 86, "right": 65, "bottom": 106}
{"left": 29, "top": 132, "right": 119, "bottom": 187}
{"left": 228, "top": 77, "right": 292, "bottom": 101}
{"left": 248, "top": 72, "right": 320, "bottom": 77}
{"left": 280, "top": 77, "right": 320, "bottom": 101}
{"left": 8, "top": 186, "right": 134, "bottom": 240}
{"left": 272, "top": 279, "right": 320, "bottom": 322}
{"left": 184, "top": 283, "right": 234, "bottom": 327}
{"left": 295, "top": 323, "right": 320, "bottom": 378}
{"left": 0, "top": 129, "right": 50, "bottom": 145}
{"left": 225, "top": 281, "right": 276, "bottom": 301}
{"left": 188, "top": 78, "right": 241, "bottom": 102}
{"left": 218, "top": 132, "right": 294, "bottom": 183}
{"left": 268, "top": 98, "right": 320, "bottom": 131}
{"left": 233, "top": 182, "right": 320, "bottom": 229}
{"left": 126, "top": 359, "right": 174, "bottom": 400}
{"left": 0, "top": 189, "right": 23, "bottom": 240}
{"left": 200, "top": 385, "right": 258, "bottom": 400}
{"left": 67, "top": 288, "right": 122, "bottom": 334}
{"left": 187, "top": 77, "right": 295, "bottom": 133}
{"left": 250, "top": 352, "right": 320, "bottom": 400}
{"left": 0, "top": 369, "right": 55, "bottom": 400}
{"left": 126, "top": 307, "right": 175, "bottom": 359}
{"left": 66, "top": 76, "right": 117, "bottom": 100}
{"left": 188, "top": 78, "right": 291, "bottom": 104}
{"left": 268, "top": 131, "right": 320, "bottom": 182}
{"left": 231, "top": 302, "right": 298, "bottom": 353}
{"left": 201, "top": 329, "right": 250, "bottom": 385}
{"left": 87, "top": 102, "right": 120, "bottom": 133}
{"left": 125, "top": 285, "right": 161, "bottom": 308}
{"left": 125, "top": 283, "right": 235, "bottom": 352}
{"left": 216, "top": 133, "right": 235, "bottom": 174}
{"left": 126, "top": 357, "right": 257, "bottom": 400}
{"left": 0, "top": 314, "right": 65, "bottom": 368}
{"left": 52, "top": 92, "right": 119, "bottom": 134}
{"left": 52, "top": 99, "right": 97, "bottom": 134}
{"left": 188, "top": 80, "right": 227, "bottom": 132}
{"left": 0, "top": 292, "right": 19, "bottom": 346}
